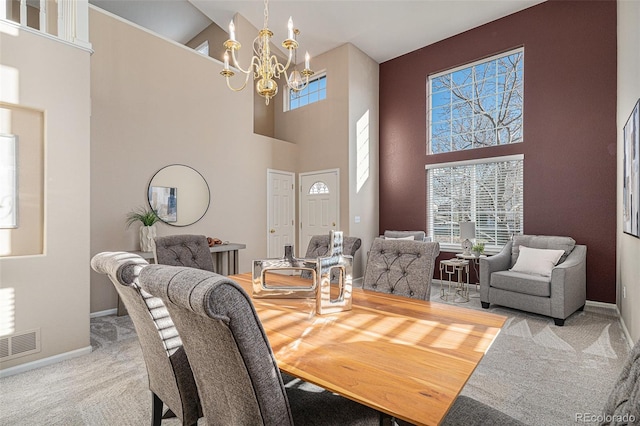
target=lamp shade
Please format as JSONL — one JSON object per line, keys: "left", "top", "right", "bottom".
{"left": 459, "top": 222, "right": 476, "bottom": 240}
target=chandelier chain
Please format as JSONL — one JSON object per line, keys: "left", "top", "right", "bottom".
{"left": 263, "top": 0, "right": 269, "bottom": 30}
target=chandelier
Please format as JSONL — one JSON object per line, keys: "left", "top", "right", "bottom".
{"left": 220, "top": 0, "right": 314, "bottom": 105}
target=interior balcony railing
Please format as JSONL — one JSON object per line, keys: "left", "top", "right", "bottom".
{"left": 1, "top": 0, "right": 90, "bottom": 50}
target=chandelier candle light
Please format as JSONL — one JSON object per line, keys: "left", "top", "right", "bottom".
{"left": 220, "top": 0, "right": 314, "bottom": 105}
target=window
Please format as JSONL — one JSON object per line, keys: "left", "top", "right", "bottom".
{"left": 308, "top": 181, "right": 329, "bottom": 195}
{"left": 428, "top": 49, "right": 524, "bottom": 154}
{"left": 427, "top": 155, "right": 523, "bottom": 251}
{"left": 195, "top": 41, "right": 209, "bottom": 56}
{"left": 286, "top": 73, "right": 326, "bottom": 111}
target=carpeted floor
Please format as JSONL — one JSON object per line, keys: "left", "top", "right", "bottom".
{"left": 0, "top": 284, "right": 631, "bottom": 426}
{"left": 435, "top": 283, "right": 631, "bottom": 426}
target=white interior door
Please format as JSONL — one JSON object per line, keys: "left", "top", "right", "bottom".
{"left": 267, "top": 170, "right": 295, "bottom": 258}
{"left": 299, "top": 169, "right": 339, "bottom": 257}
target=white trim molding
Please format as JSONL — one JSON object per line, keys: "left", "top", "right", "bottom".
{"left": 425, "top": 154, "right": 525, "bottom": 170}
{"left": 90, "top": 308, "right": 117, "bottom": 318}
{"left": 0, "top": 345, "right": 92, "bottom": 378}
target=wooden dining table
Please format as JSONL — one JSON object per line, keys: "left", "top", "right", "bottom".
{"left": 230, "top": 273, "right": 506, "bottom": 426}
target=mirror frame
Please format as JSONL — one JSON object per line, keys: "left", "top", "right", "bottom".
{"left": 147, "top": 164, "right": 210, "bottom": 227}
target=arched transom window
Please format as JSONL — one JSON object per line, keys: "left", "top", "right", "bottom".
{"left": 309, "top": 181, "right": 329, "bottom": 195}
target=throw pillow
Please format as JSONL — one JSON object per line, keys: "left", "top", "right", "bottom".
{"left": 384, "top": 230, "right": 426, "bottom": 241}
{"left": 384, "top": 236, "right": 415, "bottom": 241}
{"left": 510, "top": 246, "right": 565, "bottom": 277}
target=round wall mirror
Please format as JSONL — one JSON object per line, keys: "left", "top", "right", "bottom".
{"left": 147, "top": 164, "right": 210, "bottom": 227}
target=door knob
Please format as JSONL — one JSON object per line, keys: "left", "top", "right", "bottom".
{"left": 270, "top": 229, "right": 276, "bottom": 233}
{"left": 332, "top": 222, "right": 336, "bottom": 227}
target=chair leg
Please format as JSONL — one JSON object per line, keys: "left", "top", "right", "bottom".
{"left": 481, "top": 302, "right": 490, "bottom": 309}
{"left": 553, "top": 318, "right": 565, "bottom": 326}
{"left": 151, "top": 393, "right": 163, "bottom": 426}
{"left": 577, "top": 304, "right": 585, "bottom": 311}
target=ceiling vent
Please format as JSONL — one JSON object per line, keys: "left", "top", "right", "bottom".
{"left": 0, "top": 329, "right": 40, "bottom": 361}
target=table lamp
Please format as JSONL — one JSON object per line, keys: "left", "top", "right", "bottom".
{"left": 459, "top": 221, "right": 476, "bottom": 256}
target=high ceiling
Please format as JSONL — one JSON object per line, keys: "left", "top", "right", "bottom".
{"left": 90, "top": 0, "right": 546, "bottom": 64}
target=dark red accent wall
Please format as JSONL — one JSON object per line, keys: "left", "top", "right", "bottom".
{"left": 379, "top": 0, "right": 617, "bottom": 302}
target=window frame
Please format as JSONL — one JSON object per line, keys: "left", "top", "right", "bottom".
{"left": 284, "top": 71, "right": 327, "bottom": 112}
{"left": 426, "top": 154, "right": 524, "bottom": 253}
{"left": 194, "top": 40, "right": 209, "bottom": 56}
{"left": 427, "top": 47, "right": 524, "bottom": 154}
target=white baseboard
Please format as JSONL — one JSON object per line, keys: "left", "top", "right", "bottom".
{"left": 609, "top": 305, "right": 634, "bottom": 349}
{"left": 619, "top": 317, "right": 633, "bottom": 348}
{"left": 585, "top": 300, "right": 617, "bottom": 310}
{"left": 90, "top": 308, "right": 117, "bottom": 318}
{"left": 583, "top": 301, "right": 634, "bottom": 346}
{"left": 0, "top": 345, "right": 92, "bottom": 378}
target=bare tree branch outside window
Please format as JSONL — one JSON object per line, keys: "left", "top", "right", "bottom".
{"left": 429, "top": 50, "right": 524, "bottom": 153}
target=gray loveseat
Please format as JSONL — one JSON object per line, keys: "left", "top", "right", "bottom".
{"left": 480, "top": 235, "right": 587, "bottom": 326}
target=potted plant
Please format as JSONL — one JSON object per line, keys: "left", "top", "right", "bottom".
{"left": 472, "top": 242, "right": 485, "bottom": 257}
{"left": 126, "top": 206, "right": 160, "bottom": 252}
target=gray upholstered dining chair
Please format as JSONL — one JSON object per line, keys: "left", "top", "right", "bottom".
{"left": 90, "top": 252, "right": 201, "bottom": 426}
{"left": 363, "top": 237, "right": 439, "bottom": 300}
{"left": 300, "top": 234, "right": 361, "bottom": 282}
{"left": 153, "top": 234, "right": 214, "bottom": 271}
{"left": 138, "top": 264, "right": 379, "bottom": 426}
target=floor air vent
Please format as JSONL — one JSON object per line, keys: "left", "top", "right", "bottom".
{"left": 0, "top": 329, "right": 40, "bottom": 361}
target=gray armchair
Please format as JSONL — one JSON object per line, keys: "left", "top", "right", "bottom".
{"left": 363, "top": 237, "right": 440, "bottom": 300}
{"left": 153, "top": 234, "right": 214, "bottom": 271}
{"left": 90, "top": 252, "right": 201, "bottom": 426}
{"left": 480, "top": 235, "right": 587, "bottom": 326}
{"left": 138, "top": 265, "right": 379, "bottom": 425}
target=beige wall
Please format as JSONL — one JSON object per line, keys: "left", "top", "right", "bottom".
{"left": 275, "top": 44, "right": 351, "bottom": 251}
{"left": 0, "top": 24, "right": 91, "bottom": 370}
{"left": 274, "top": 43, "right": 380, "bottom": 278}
{"left": 346, "top": 44, "right": 380, "bottom": 279}
{"left": 89, "top": 8, "right": 298, "bottom": 313}
{"left": 617, "top": 0, "right": 640, "bottom": 343}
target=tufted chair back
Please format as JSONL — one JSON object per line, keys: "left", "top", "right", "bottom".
{"left": 301, "top": 234, "right": 362, "bottom": 282}
{"left": 363, "top": 238, "right": 440, "bottom": 300}
{"left": 154, "top": 235, "right": 214, "bottom": 272}
{"left": 90, "top": 252, "right": 201, "bottom": 426}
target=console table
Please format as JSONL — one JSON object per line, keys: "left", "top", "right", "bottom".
{"left": 118, "top": 243, "right": 246, "bottom": 316}
{"left": 130, "top": 242, "right": 246, "bottom": 275}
